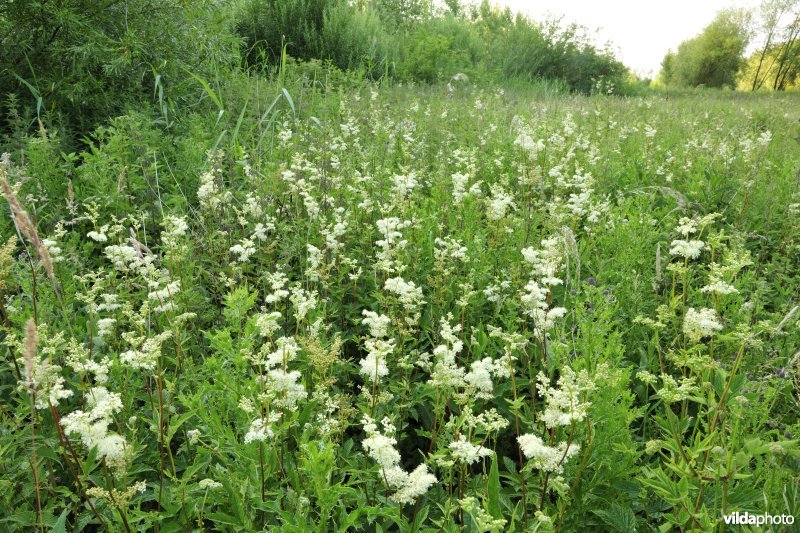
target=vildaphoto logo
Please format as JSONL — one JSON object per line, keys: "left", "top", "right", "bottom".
{"left": 722, "top": 512, "right": 795, "bottom": 527}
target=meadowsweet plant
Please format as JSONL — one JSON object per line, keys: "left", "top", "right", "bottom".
{"left": 0, "top": 64, "right": 798, "bottom": 533}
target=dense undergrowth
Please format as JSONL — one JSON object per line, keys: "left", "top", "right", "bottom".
{"left": 1, "top": 56, "right": 799, "bottom": 532}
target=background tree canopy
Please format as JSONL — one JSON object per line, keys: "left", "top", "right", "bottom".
{"left": 658, "top": 9, "right": 751, "bottom": 88}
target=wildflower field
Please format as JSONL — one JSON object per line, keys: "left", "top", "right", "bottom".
{"left": 1, "top": 74, "right": 800, "bottom": 532}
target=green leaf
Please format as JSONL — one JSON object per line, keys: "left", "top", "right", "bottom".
{"left": 487, "top": 454, "right": 502, "bottom": 519}
{"left": 51, "top": 508, "right": 69, "bottom": 533}
{"left": 593, "top": 503, "right": 637, "bottom": 533}
{"left": 183, "top": 68, "right": 224, "bottom": 111}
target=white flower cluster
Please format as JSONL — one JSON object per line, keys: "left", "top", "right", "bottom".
{"left": 449, "top": 434, "right": 492, "bottom": 464}
{"left": 384, "top": 276, "right": 424, "bottom": 325}
{"left": 230, "top": 238, "right": 256, "bottom": 263}
{"left": 536, "top": 367, "right": 596, "bottom": 428}
{"left": 120, "top": 331, "right": 172, "bottom": 371}
{"left": 88, "top": 225, "right": 109, "bottom": 242}
{"left": 161, "top": 215, "right": 188, "bottom": 249}
{"left": 522, "top": 236, "right": 564, "bottom": 287}
{"left": 61, "top": 386, "right": 127, "bottom": 471}
{"left": 486, "top": 184, "right": 515, "bottom": 221}
{"left": 427, "top": 315, "right": 465, "bottom": 388}
{"left": 198, "top": 478, "right": 223, "bottom": 490}
{"left": 683, "top": 307, "right": 723, "bottom": 343}
{"left": 244, "top": 415, "right": 277, "bottom": 444}
{"left": 392, "top": 173, "right": 419, "bottom": 198}
{"left": 514, "top": 129, "right": 545, "bottom": 156}
{"left": 362, "top": 310, "right": 391, "bottom": 338}
{"left": 520, "top": 236, "right": 567, "bottom": 337}
{"left": 700, "top": 274, "right": 738, "bottom": 295}
{"left": 375, "top": 218, "right": 411, "bottom": 273}
{"left": 20, "top": 352, "right": 73, "bottom": 409}
{"left": 464, "top": 357, "right": 510, "bottom": 398}
{"left": 255, "top": 311, "right": 282, "bottom": 338}
{"left": 65, "top": 339, "right": 110, "bottom": 384}
{"left": 147, "top": 278, "right": 181, "bottom": 313}
{"left": 263, "top": 368, "right": 307, "bottom": 410}
{"left": 362, "top": 416, "right": 437, "bottom": 505}
{"left": 517, "top": 434, "right": 580, "bottom": 473}
{"left": 670, "top": 239, "right": 705, "bottom": 260}
{"left": 197, "top": 153, "right": 229, "bottom": 209}
{"left": 263, "top": 336, "right": 300, "bottom": 369}
{"left": 105, "top": 244, "right": 150, "bottom": 272}
{"left": 670, "top": 216, "right": 706, "bottom": 260}
{"left": 289, "top": 285, "right": 317, "bottom": 321}
{"left": 264, "top": 272, "right": 290, "bottom": 304}
{"left": 358, "top": 338, "right": 394, "bottom": 384}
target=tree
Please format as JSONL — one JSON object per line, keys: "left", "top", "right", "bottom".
{"left": 659, "top": 9, "right": 751, "bottom": 88}
{"left": 770, "top": 8, "right": 800, "bottom": 89}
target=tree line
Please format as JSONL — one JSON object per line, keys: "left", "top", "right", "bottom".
{"left": 658, "top": 0, "right": 799, "bottom": 90}
{"left": 0, "top": 0, "right": 631, "bottom": 144}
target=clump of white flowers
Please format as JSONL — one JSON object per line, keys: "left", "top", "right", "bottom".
{"left": 375, "top": 218, "right": 411, "bottom": 273}
{"left": 86, "top": 481, "right": 146, "bottom": 507}
{"left": 244, "top": 415, "right": 277, "bottom": 444}
{"left": 362, "top": 416, "right": 437, "bottom": 505}
{"left": 161, "top": 215, "right": 188, "bottom": 249}
{"left": 520, "top": 236, "right": 568, "bottom": 337}
{"left": 486, "top": 184, "right": 515, "bottom": 221}
{"left": 230, "top": 238, "right": 256, "bottom": 263}
{"left": 700, "top": 274, "right": 738, "bottom": 295}
{"left": 289, "top": 285, "right": 317, "bottom": 322}
{"left": 14, "top": 325, "right": 73, "bottom": 409}
{"left": 384, "top": 276, "right": 424, "bottom": 325}
{"left": 61, "top": 386, "right": 128, "bottom": 471}
{"left": 537, "top": 367, "right": 596, "bottom": 428}
{"left": 198, "top": 478, "right": 223, "bottom": 490}
{"left": 517, "top": 434, "right": 580, "bottom": 473}
{"left": 683, "top": 307, "right": 723, "bottom": 343}
{"left": 449, "top": 434, "right": 492, "bottom": 464}
{"left": 464, "top": 356, "right": 511, "bottom": 399}
{"left": 255, "top": 311, "right": 282, "bottom": 338}
{"left": 264, "top": 368, "right": 307, "bottom": 410}
{"left": 358, "top": 338, "right": 394, "bottom": 384}
{"left": 517, "top": 365, "right": 603, "bottom": 474}
{"left": 670, "top": 239, "right": 705, "bottom": 260}
{"left": 120, "top": 331, "right": 172, "bottom": 371}
{"left": 197, "top": 152, "right": 226, "bottom": 209}
{"left": 362, "top": 310, "right": 391, "bottom": 338}
{"left": 426, "top": 314, "right": 466, "bottom": 389}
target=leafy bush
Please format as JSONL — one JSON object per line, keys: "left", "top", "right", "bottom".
{"left": 0, "top": 0, "right": 239, "bottom": 143}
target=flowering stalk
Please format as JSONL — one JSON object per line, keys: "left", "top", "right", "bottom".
{"left": 22, "top": 320, "right": 44, "bottom": 533}
{"left": 508, "top": 357, "right": 529, "bottom": 525}
{"left": 693, "top": 341, "right": 747, "bottom": 513}
{"left": 48, "top": 403, "right": 109, "bottom": 530}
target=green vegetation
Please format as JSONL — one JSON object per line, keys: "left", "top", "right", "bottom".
{"left": 659, "top": 0, "right": 799, "bottom": 90}
{"left": 1, "top": 1, "right": 799, "bottom": 532}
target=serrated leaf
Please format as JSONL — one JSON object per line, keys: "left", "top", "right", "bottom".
{"left": 488, "top": 454, "right": 502, "bottom": 519}
{"left": 593, "top": 503, "right": 637, "bottom": 533}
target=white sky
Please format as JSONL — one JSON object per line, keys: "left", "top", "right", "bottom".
{"left": 492, "top": 0, "right": 761, "bottom": 77}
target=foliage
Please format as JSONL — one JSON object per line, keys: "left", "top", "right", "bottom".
{"left": 1, "top": 1, "right": 800, "bottom": 531}
{"left": 0, "top": 68, "right": 799, "bottom": 531}
{"left": 235, "top": 0, "right": 631, "bottom": 93}
{"left": 0, "top": 0, "right": 239, "bottom": 143}
{"left": 659, "top": 9, "right": 751, "bottom": 88}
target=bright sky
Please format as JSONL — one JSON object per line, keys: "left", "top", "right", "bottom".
{"left": 493, "top": 0, "right": 761, "bottom": 77}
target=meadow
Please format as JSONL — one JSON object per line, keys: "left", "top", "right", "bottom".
{"left": 1, "top": 67, "right": 799, "bottom": 531}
